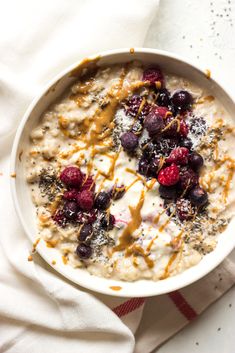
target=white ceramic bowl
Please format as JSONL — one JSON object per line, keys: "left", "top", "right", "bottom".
{"left": 11, "top": 48, "right": 235, "bottom": 297}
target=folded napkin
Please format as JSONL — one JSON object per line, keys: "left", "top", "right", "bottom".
{"left": 0, "top": 1, "right": 235, "bottom": 353}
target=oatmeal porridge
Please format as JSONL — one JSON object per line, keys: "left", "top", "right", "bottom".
{"left": 26, "top": 61, "right": 235, "bottom": 281}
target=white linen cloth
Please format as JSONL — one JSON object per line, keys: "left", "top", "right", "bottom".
{"left": 0, "top": 1, "right": 158, "bottom": 352}
{"left": 0, "top": 1, "right": 235, "bottom": 353}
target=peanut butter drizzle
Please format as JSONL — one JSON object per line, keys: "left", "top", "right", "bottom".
{"left": 200, "top": 155, "right": 235, "bottom": 199}
{"left": 125, "top": 177, "right": 140, "bottom": 191}
{"left": 161, "top": 252, "right": 178, "bottom": 280}
{"left": 153, "top": 204, "right": 172, "bottom": 226}
{"left": 126, "top": 244, "right": 154, "bottom": 268}
{"left": 153, "top": 213, "right": 161, "bottom": 224}
{"left": 32, "top": 238, "right": 41, "bottom": 253}
{"left": 158, "top": 210, "right": 176, "bottom": 232}
{"left": 46, "top": 239, "right": 58, "bottom": 248}
{"left": 86, "top": 75, "right": 147, "bottom": 149}
{"left": 196, "top": 95, "right": 215, "bottom": 104}
{"left": 125, "top": 168, "right": 148, "bottom": 186}
{"left": 169, "top": 229, "right": 184, "bottom": 249}
{"left": 70, "top": 56, "right": 101, "bottom": 77}
{"left": 223, "top": 164, "right": 235, "bottom": 202}
{"left": 49, "top": 196, "right": 62, "bottom": 214}
{"left": 113, "top": 189, "right": 145, "bottom": 252}
{"left": 146, "top": 234, "right": 159, "bottom": 252}
{"left": 205, "top": 69, "right": 211, "bottom": 79}
{"left": 98, "top": 151, "right": 120, "bottom": 180}
{"left": 110, "top": 286, "right": 122, "bottom": 291}
{"left": 62, "top": 255, "right": 68, "bottom": 265}
{"left": 147, "top": 178, "right": 157, "bottom": 190}
{"left": 70, "top": 79, "right": 94, "bottom": 106}
{"left": 132, "top": 255, "right": 139, "bottom": 268}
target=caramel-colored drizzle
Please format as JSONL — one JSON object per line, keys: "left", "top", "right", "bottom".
{"left": 32, "top": 238, "right": 41, "bottom": 253}
{"left": 161, "top": 252, "right": 178, "bottom": 280}
{"left": 125, "top": 178, "right": 140, "bottom": 191}
{"left": 113, "top": 190, "right": 145, "bottom": 252}
{"left": 147, "top": 178, "right": 157, "bottom": 190}
{"left": 46, "top": 239, "right": 58, "bottom": 248}
{"left": 146, "top": 234, "right": 159, "bottom": 252}
{"left": 126, "top": 243, "right": 154, "bottom": 268}
{"left": 110, "top": 286, "right": 122, "bottom": 291}
{"left": 125, "top": 168, "right": 148, "bottom": 187}
{"left": 70, "top": 56, "right": 101, "bottom": 77}
{"left": 222, "top": 161, "right": 235, "bottom": 202}
{"left": 63, "top": 68, "right": 148, "bottom": 152}
{"left": 200, "top": 155, "right": 235, "bottom": 201}
{"left": 158, "top": 210, "right": 176, "bottom": 232}
{"left": 98, "top": 151, "right": 120, "bottom": 180}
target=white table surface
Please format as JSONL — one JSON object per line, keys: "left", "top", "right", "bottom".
{"left": 144, "top": 0, "right": 235, "bottom": 352}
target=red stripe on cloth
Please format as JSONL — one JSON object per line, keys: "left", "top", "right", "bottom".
{"left": 113, "top": 298, "right": 146, "bottom": 317}
{"left": 168, "top": 290, "right": 197, "bottom": 321}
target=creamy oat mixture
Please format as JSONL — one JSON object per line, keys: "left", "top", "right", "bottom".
{"left": 26, "top": 61, "right": 235, "bottom": 281}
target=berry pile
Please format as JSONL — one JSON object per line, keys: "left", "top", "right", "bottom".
{"left": 52, "top": 166, "right": 125, "bottom": 259}
{"left": 120, "top": 66, "right": 208, "bottom": 222}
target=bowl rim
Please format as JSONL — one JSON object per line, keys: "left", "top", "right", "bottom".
{"left": 10, "top": 47, "right": 235, "bottom": 297}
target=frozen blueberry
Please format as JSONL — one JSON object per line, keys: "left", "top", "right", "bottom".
{"left": 159, "top": 185, "right": 177, "bottom": 199}
{"left": 79, "top": 224, "right": 93, "bottom": 241}
{"left": 144, "top": 111, "right": 164, "bottom": 136}
{"left": 76, "top": 243, "right": 92, "bottom": 259}
{"left": 180, "top": 137, "right": 193, "bottom": 149}
{"left": 120, "top": 132, "right": 139, "bottom": 151}
{"left": 189, "top": 152, "right": 204, "bottom": 171}
{"left": 138, "top": 157, "right": 149, "bottom": 176}
{"left": 95, "top": 191, "right": 111, "bottom": 210}
{"left": 156, "top": 88, "right": 171, "bottom": 106}
{"left": 100, "top": 213, "right": 115, "bottom": 230}
{"left": 171, "top": 90, "right": 193, "bottom": 112}
{"left": 189, "top": 186, "right": 208, "bottom": 207}
{"left": 63, "top": 201, "right": 78, "bottom": 220}
{"left": 148, "top": 157, "right": 161, "bottom": 176}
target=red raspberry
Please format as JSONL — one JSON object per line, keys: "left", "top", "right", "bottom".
{"left": 80, "top": 175, "right": 95, "bottom": 192}
{"left": 154, "top": 106, "right": 171, "bottom": 118}
{"left": 52, "top": 209, "right": 67, "bottom": 227}
{"left": 179, "top": 120, "right": 189, "bottom": 137}
{"left": 60, "top": 166, "right": 82, "bottom": 188}
{"left": 76, "top": 209, "right": 97, "bottom": 224}
{"left": 124, "top": 95, "right": 151, "bottom": 118}
{"left": 143, "top": 67, "right": 164, "bottom": 87}
{"left": 176, "top": 198, "right": 195, "bottom": 221}
{"left": 76, "top": 211, "right": 87, "bottom": 224}
{"left": 166, "top": 147, "right": 189, "bottom": 165}
{"left": 158, "top": 164, "right": 180, "bottom": 186}
{"left": 162, "top": 116, "right": 179, "bottom": 137}
{"left": 179, "top": 166, "right": 199, "bottom": 190}
{"left": 86, "top": 209, "right": 97, "bottom": 223}
{"left": 77, "top": 190, "right": 94, "bottom": 211}
{"left": 63, "top": 189, "right": 79, "bottom": 201}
